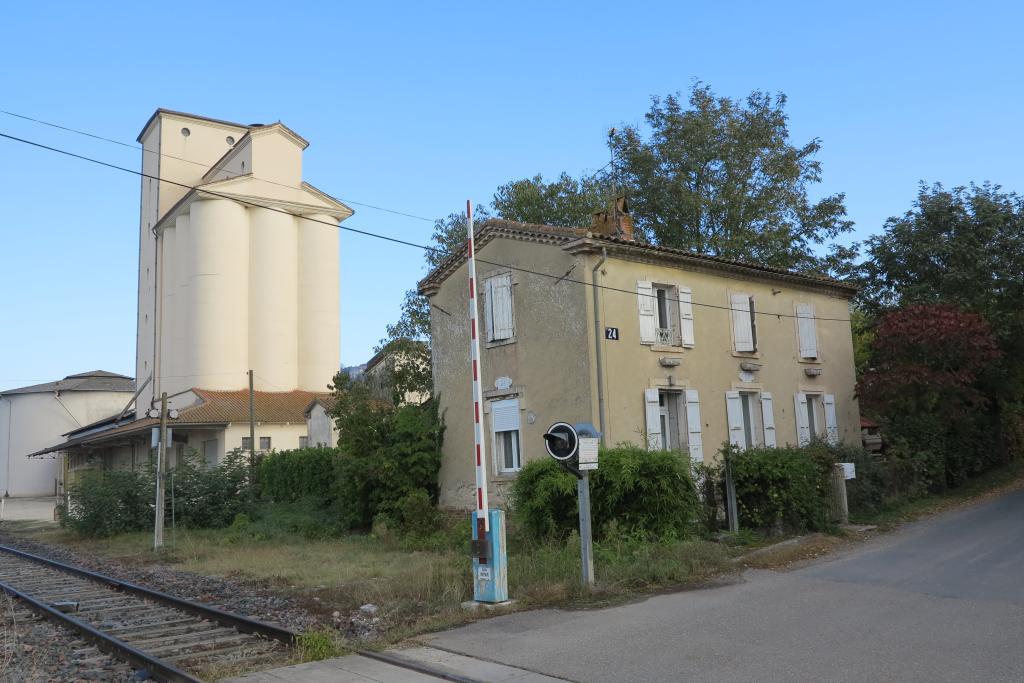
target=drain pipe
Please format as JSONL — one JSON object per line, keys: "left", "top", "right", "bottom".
{"left": 591, "top": 247, "right": 608, "bottom": 445}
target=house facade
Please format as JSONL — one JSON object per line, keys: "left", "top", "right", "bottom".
{"left": 0, "top": 371, "right": 135, "bottom": 497}
{"left": 363, "top": 340, "right": 430, "bottom": 406}
{"left": 420, "top": 217, "right": 861, "bottom": 509}
{"left": 33, "top": 109, "right": 350, "bottom": 471}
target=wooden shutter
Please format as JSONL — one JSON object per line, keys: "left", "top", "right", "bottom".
{"left": 725, "top": 391, "right": 744, "bottom": 448}
{"left": 761, "top": 392, "right": 777, "bottom": 447}
{"left": 823, "top": 394, "right": 838, "bottom": 445}
{"left": 684, "top": 389, "right": 703, "bottom": 463}
{"left": 678, "top": 286, "right": 695, "bottom": 347}
{"left": 731, "top": 293, "right": 754, "bottom": 352}
{"left": 794, "top": 393, "right": 811, "bottom": 446}
{"left": 484, "top": 277, "right": 496, "bottom": 341}
{"left": 644, "top": 388, "right": 662, "bottom": 450}
{"left": 637, "top": 281, "right": 656, "bottom": 344}
{"left": 489, "top": 273, "right": 514, "bottom": 340}
{"left": 797, "top": 303, "right": 818, "bottom": 359}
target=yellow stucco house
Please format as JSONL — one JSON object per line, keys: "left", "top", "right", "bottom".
{"left": 419, "top": 214, "right": 861, "bottom": 509}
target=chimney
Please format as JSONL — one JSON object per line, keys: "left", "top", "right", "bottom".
{"left": 591, "top": 195, "right": 634, "bottom": 240}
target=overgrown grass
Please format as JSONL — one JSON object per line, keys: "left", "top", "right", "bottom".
{"left": 21, "top": 506, "right": 736, "bottom": 649}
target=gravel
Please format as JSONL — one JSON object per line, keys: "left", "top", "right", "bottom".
{"left": 0, "top": 603, "right": 135, "bottom": 682}
{"left": 0, "top": 532, "right": 324, "bottom": 636}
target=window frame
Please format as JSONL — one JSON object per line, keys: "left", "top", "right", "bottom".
{"left": 259, "top": 436, "right": 272, "bottom": 451}
{"left": 241, "top": 436, "right": 253, "bottom": 451}
{"left": 490, "top": 397, "right": 522, "bottom": 474}
{"left": 299, "top": 435, "right": 309, "bottom": 449}
{"left": 484, "top": 271, "right": 515, "bottom": 345}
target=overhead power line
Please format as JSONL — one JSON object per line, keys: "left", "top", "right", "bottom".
{"left": 0, "top": 130, "right": 852, "bottom": 324}
{"left": 0, "top": 109, "right": 436, "bottom": 223}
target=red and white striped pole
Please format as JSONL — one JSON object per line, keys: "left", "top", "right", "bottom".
{"left": 466, "top": 200, "right": 490, "bottom": 532}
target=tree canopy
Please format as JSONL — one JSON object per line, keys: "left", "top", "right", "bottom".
{"left": 492, "top": 172, "right": 609, "bottom": 228}
{"left": 610, "top": 83, "right": 854, "bottom": 273}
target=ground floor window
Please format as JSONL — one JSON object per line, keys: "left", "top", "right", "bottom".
{"left": 727, "top": 390, "right": 777, "bottom": 449}
{"left": 491, "top": 398, "right": 521, "bottom": 473}
{"left": 299, "top": 435, "right": 309, "bottom": 449}
{"left": 241, "top": 436, "right": 252, "bottom": 451}
{"left": 259, "top": 436, "right": 271, "bottom": 451}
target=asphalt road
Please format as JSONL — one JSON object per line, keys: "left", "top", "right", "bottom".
{"left": 427, "top": 488, "right": 1024, "bottom": 682}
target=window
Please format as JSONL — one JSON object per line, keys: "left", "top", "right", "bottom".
{"left": 485, "top": 273, "right": 514, "bottom": 342}
{"left": 259, "top": 436, "right": 272, "bottom": 451}
{"left": 202, "top": 439, "right": 217, "bottom": 468}
{"left": 241, "top": 436, "right": 253, "bottom": 451}
{"left": 644, "top": 388, "right": 704, "bottom": 461}
{"left": 637, "top": 281, "right": 695, "bottom": 347}
{"left": 730, "top": 294, "right": 757, "bottom": 352}
{"left": 299, "top": 435, "right": 309, "bottom": 449}
{"left": 795, "top": 393, "right": 837, "bottom": 445}
{"left": 491, "top": 398, "right": 521, "bottom": 473}
{"left": 726, "top": 391, "right": 776, "bottom": 449}
{"left": 796, "top": 303, "right": 818, "bottom": 359}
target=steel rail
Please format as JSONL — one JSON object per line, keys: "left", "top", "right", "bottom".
{"left": 0, "top": 544, "right": 296, "bottom": 645}
{"left": 0, "top": 576, "right": 203, "bottom": 683}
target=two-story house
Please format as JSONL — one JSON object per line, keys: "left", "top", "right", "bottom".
{"left": 419, "top": 212, "right": 861, "bottom": 509}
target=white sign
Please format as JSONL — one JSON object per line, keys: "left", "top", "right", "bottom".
{"left": 495, "top": 376, "right": 513, "bottom": 391}
{"left": 477, "top": 565, "right": 492, "bottom": 581}
{"left": 841, "top": 462, "right": 856, "bottom": 480}
{"left": 578, "top": 437, "right": 600, "bottom": 471}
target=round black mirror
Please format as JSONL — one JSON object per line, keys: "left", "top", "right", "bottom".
{"left": 543, "top": 422, "right": 579, "bottom": 461}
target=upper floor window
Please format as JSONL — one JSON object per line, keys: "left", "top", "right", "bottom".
{"left": 730, "top": 293, "right": 757, "bottom": 352}
{"left": 796, "top": 303, "right": 818, "bottom": 359}
{"left": 485, "top": 273, "right": 514, "bottom": 342}
{"left": 637, "top": 281, "right": 695, "bottom": 347}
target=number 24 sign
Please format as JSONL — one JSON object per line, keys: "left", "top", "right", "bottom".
{"left": 605, "top": 327, "right": 619, "bottom": 341}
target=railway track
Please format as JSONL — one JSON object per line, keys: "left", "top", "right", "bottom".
{"left": 0, "top": 544, "right": 296, "bottom": 682}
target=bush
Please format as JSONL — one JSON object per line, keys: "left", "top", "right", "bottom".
{"left": 332, "top": 399, "right": 444, "bottom": 531}
{"left": 725, "top": 444, "right": 833, "bottom": 533}
{"left": 59, "top": 468, "right": 154, "bottom": 537}
{"left": 511, "top": 446, "right": 700, "bottom": 541}
{"left": 259, "top": 447, "right": 339, "bottom": 504}
{"left": 172, "top": 449, "right": 252, "bottom": 529}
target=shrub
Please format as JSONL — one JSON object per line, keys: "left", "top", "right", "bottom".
{"left": 510, "top": 446, "right": 700, "bottom": 541}
{"left": 259, "top": 447, "right": 339, "bottom": 504}
{"left": 725, "top": 443, "right": 833, "bottom": 533}
{"left": 332, "top": 397, "right": 444, "bottom": 531}
{"left": 171, "top": 449, "right": 252, "bottom": 529}
{"left": 59, "top": 468, "right": 154, "bottom": 537}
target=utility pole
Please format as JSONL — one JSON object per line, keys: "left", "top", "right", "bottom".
{"left": 248, "top": 369, "right": 256, "bottom": 495}
{"left": 153, "top": 392, "right": 168, "bottom": 550}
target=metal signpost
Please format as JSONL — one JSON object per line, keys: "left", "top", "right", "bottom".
{"left": 543, "top": 422, "right": 599, "bottom": 588}
{"left": 466, "top": 200, "right": 508, "bottom": 604}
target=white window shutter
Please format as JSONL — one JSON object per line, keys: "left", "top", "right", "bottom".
{"left": 637, "top": 281, "right": 656, "bottom": 344}
{"left": 678, "top": 286, "right": 695, "bottom": 347}
{"left": 823, "top": 394, "right": 838, "bottom": 445}
{"left": 484, "top": 277, "right": 496, "bottom": 341}
{"left": 794, "top": 393, "right": 811, "bottom": 446}
{"left": 797, "top": 303, "right": 818, "bottom": 359}
{"left": 490, "top": 273, "right": 514, "bottom": 340}
{"left": 684, "top": 389, "right": 703, "bottom": 463}
{"left": 644, "top": 388, "right": 662, "bottom": 450}
{"left": 491, "top": 398, "right": 520, "bottom": 432}
{"left": 731, "top": 293, "right": 754, "bottom": 352}
{"left": 725, "top": 391, "right": 744, "bottom": 448}
{"left": 761, "top": 392, "right": 777, "bottom": 447}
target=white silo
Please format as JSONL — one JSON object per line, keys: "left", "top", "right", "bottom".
{"left": 249, "top": 206, "right": 299, "bottom": 390}
{"left": 297, "top": 213, "right": 340, "bottom": 391}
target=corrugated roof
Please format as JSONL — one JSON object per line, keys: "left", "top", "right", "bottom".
{"left": 1, "top": 371, "right": 135, "bottom": 396}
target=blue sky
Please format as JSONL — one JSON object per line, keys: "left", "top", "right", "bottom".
{"left": 2, "top": 1, "right": 1022, "bottom": 390}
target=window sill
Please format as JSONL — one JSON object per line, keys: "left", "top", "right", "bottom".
{"left": 493, "top": 472, "right": 520, "bottom": 480}
{"left": 798, "top": 357, "right": 823, "bottom": 364}
{"left": 731, "top": 350, "right": 761, "bottom": 359}
{"left": 651, "top": 344, "right": 686, "bottom": 354}
{"left": 485, "top": 337, "right": 517, "bottom": 349}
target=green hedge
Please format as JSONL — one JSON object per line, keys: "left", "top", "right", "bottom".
{"left": 259, "top": 447, "right": 339, "bottom": 504}
{"left": 725, "top": 444, "right": 833, "bottom": 533}
{"left": 59, "top": 468, "right": 154, "bottom": 537}
{"left": 511, "top": 446, "right": 700, "bottom": 541}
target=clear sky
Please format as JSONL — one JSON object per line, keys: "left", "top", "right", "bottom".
{"left": 2, "top": 1, "right": 1022, "bottom": 391}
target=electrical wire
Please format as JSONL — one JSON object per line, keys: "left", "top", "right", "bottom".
{"left": 0, "top": 130, "right": 853, "bottom": 323}
{"left": 0, "top": 109, "right": 437, "bottom": 223}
